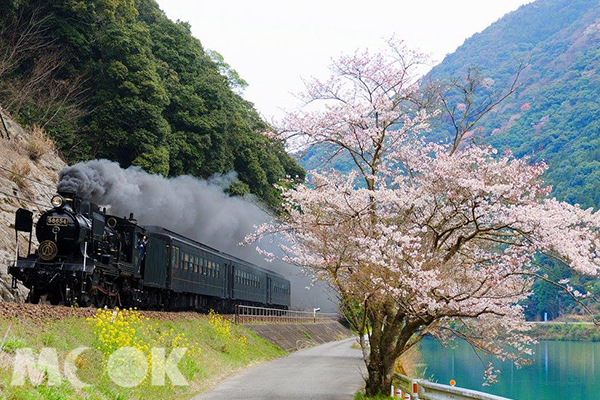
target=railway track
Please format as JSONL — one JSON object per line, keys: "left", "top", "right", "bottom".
{"left": 0, "top": 302, "right": 339, "bottom": 325}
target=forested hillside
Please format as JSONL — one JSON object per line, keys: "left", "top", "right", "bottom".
{"left": 0, "top": 0, "right": 304, "bottom": 210}
{"left": 427, "top": 0, "right": 600, "bottom": 210}
{"left": 426, "top": 0, "right": 600, "bottom": 321}
{"left": 299, "top": 0, "right": 600, "bottom": 320}
{"left": 302, "top": 0, "right": 600, "bottom": 211}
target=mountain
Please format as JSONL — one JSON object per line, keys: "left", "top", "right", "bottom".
{"left": 427, "top": 0, "right": 600, "bottom": 321}
{"left": 300, "top": 0, "right": 600, "bottom": 210}
{"left": 297, "top": 0, "right": 600, "bottom": 320}
{"left": 0, "top": 0, "right": 304, "bottom": 211}
{"left": 427, "top": 0, "right": 600, "bottom": 210}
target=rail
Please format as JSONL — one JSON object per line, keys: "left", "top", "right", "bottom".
{"left": 393, "top": 373, "right": 512, "bottom": 400}
{"left": 234, "top": 305, "right": 339, "bottom": 324}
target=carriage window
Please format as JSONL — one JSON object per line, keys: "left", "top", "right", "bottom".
{"left": 172, "top": 246, "right": 180, "bottom": 269}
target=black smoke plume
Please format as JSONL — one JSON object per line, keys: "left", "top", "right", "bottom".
{"left": 58, "top": 159, "right": 336, "bottom": 311}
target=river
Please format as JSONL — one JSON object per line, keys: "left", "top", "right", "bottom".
{"left": 419, "top": 337, "right": 600, "bottom": 400}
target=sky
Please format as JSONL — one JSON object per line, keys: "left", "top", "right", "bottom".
{"left": 156, "top": 0, "right": 535, "bottom": 119}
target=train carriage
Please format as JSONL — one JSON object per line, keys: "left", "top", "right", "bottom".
{"left": 9, "top": 192, "right": 291, "bottom": 312}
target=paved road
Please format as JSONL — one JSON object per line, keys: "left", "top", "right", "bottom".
{"left": 193, "top": 337, "right": 365, "bottom": 400}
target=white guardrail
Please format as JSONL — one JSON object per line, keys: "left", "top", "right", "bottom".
{"left": 233, "top": 305, "right": 339, "bottom": 324}
{"left": 393, "top": 373, "right": 513, "bottom": 400}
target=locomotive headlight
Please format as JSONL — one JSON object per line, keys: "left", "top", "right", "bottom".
{"left": 51, "top": 195, "right": 64, "bottom": 208}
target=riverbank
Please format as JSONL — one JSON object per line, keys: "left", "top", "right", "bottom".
{"left": 0, "top": 304, "right": 286, "bottom": 399}
{"left": 528, "top": 322, "right": 600, "bottom": 341}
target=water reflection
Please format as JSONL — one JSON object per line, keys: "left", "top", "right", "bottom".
{"left": 419, "top": 338, "right": 600, "bottom": 400}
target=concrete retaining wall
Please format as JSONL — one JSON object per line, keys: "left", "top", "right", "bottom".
{"left": 244, "top": 321, "right": 353, "bottom": 351}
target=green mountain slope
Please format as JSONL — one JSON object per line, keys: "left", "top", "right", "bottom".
{"left": 300, "top": 0, "right": 600, "bottom": 210}
{"left": 297, "top": 0, "right": 600, "bottom": 320}
{"left": 427, "top": 0, "right": 600, "bottom": 210}
{"left": 0, "top": 0, "right": 304, "bottom": 210}
{"left": 429, "top": 0, "right": 600, "bottom": 320}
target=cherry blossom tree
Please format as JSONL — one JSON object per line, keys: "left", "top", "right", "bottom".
{"left": 247, "top": 40, "right": 600, "bottom": 396}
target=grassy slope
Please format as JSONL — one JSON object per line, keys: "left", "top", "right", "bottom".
{"left": 0, "top": 312, "right": 285, "bottom": 399}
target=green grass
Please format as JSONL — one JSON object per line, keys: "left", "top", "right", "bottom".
{"left": 354, "top": 391, "right": 392, "bottom": 400}
{"left": 2, "top": 337, "right": 29, "bottom": 354}
{"left": 0, "top": 313, "right": 286, "bottom": 399}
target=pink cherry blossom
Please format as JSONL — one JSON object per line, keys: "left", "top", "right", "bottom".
{"left": 245, "top": 39, "right": 600, "bottom": 396}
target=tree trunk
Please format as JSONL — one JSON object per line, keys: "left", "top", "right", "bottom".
{"left": 365, "top": 354, "right": 395, "bottom": 397}
{"left": 362, "top": 307, "right": 423, "bottom": 397}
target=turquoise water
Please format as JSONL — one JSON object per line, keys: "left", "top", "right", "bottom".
{"left": 419, "top": 338, "right": 600, "bottom": 400}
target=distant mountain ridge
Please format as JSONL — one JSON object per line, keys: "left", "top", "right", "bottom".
{"left": 300, "top": 0, "right": 600, "bottom": 209}
{"left": 427, "top": 0, "right": 600, "bottom": 209}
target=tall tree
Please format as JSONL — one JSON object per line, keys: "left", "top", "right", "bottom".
{"left": 247, "top": 41, "right": 600, "bottom": 395}
{"left": 1, "top": 0, "right": 305, "bottom": 210}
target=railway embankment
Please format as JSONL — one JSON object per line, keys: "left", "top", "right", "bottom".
{"left": 0, "top": 302, "right": 286, "bottom": 399}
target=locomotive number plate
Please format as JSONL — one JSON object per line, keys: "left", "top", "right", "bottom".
{"left": 47, "top": 217, "right": 68, "bottom": 226}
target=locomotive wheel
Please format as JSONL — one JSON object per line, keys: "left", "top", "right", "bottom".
{"left": 27, "top": 290, "right": 40, "bottom": 304}
{"left": 78, "top": 293, "right": 93, "bottom": 308}
{"left": 77, "top": 277, "right": 94, "bottom": 307}
{"left": 107, "top": 294, "right": 118, "bottom": 309}
{"left": 94, "top": 291, "right": 107, "bottom": 308}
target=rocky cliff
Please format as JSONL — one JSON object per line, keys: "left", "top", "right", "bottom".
{"left": 0, "top": 108, "right": 66, "bottom": 301}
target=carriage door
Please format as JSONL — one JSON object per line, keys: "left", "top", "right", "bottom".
{"left": 224, "top": 262, "right": 230, "bottom": 299}
{"left": 229, "top": 264, "right": 234, "bottom": 300}
{"left": 266, "top": 276, "right": 272, "bottom": 305}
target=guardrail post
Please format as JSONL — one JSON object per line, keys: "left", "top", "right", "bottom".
{"left": 411, "top": 380, "right": 419, "bottom": 400}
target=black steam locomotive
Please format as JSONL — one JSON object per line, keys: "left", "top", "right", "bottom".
{"left": 8, "top": 191, "right": 290, "bottom": 311}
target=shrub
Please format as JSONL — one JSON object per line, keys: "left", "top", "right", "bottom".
{"left": 208, "top": 310, "right": 248, "bottom": 348}
{"left": 8, "top": 160, "right": 31, "bottom": 191}
{"left": 208, "top": 310, "right": 232, "bottom": 340}
{"left": 25, "top": 124, "right": 55, "bottom": 161}
{"left": 87, "top": 308, "right": 201, "bottom": 385}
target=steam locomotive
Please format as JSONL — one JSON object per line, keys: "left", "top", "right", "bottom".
{"left": 8, "top": 191, "right": 291, "bottom": 311}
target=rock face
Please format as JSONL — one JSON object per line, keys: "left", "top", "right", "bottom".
{"left": 0, "top": 108, "right": 66, "bottom": 302}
